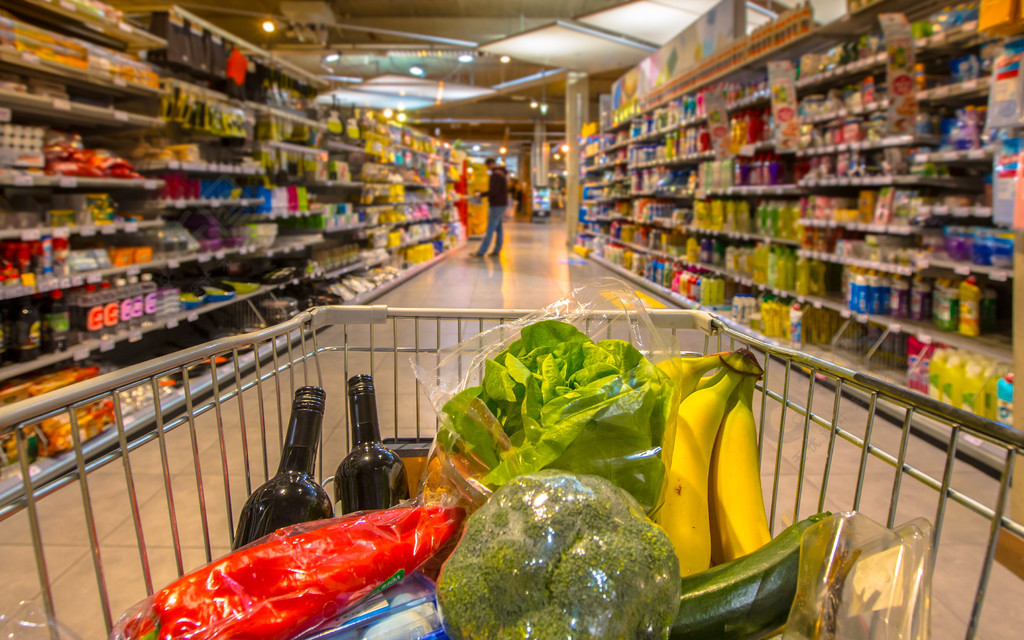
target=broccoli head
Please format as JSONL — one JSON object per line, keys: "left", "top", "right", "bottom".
{"left": 436, "top": 471, "right": 680, "bottom": 639}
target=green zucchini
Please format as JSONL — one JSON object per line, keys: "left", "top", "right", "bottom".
{"left": 670, "top": 512, "right": 831, "bottom": 640}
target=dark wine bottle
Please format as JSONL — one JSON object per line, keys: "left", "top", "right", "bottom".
{"left": 232, "top": 386, "right": 333, "bottom": 549}
{"left": 335, "top": 375, "right": 409, "bottom": 515}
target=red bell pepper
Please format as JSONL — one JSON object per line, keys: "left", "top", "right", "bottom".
{"left": 113, "top": 505, "right": 463, "bottom": 640}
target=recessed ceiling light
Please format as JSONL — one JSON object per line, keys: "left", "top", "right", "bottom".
{"left": 499, "top": 146, "right": 507, "bottom": 154}
{"left": 397, "top": 102, "right": 405, "bottom": 111}
{"left": 554, "top": 153, "right": 561, "bottom": 160}
{"left": 500, "top": 55, "right": 511, "bottom": 64}
{"left": 261, "top": 20, "right": 275, "bottom": 33}
{"left": 472, "top": 144, "right": 481, "bottom": 152}
{"left": 458, "top": 53, "right": 475, "bottom": 63}
{"left": 560, "top": 143, "right": 569, "bottom": 153}
{"left": 529, "top": 100, "right": 538, "bottom": 108}
{"left": 397, "top": 112, "right": 407, "bottom": 122}
{"left": 409, "top": 66, "right": 425, "bottom": 77}
{"left": 540, "top": 103, "right": 549, "bottom": 115}
{"left": 324, "top": 53, "right": 340, "bottom": 63}
{"left": 383, "top": 108, "right": 394, "bottom": 118}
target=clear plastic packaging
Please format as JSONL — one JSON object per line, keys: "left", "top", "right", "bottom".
{"left": 436, "top": 471, "right": 681, "bottom": 640}
{"left": 110, "top": 504, "right": 464, "bottom": 640}
{"left": 783, "top": 512, "right": 934, "bottom": 640}
{"left": 413, "top": 279, "right": 680, "bottom": 515}
{"left": 298, "top": 573, "right": 447, "bottom": 640}
{"left": 0, "top": 601, "right": 83, "bottom": 640}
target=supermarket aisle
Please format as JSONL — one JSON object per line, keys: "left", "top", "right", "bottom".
{"left": 2, "top": 219, "right": 1021, "bottom": 639}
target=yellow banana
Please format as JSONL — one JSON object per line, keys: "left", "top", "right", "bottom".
{"left": 656, "top": 367, "right": 742, "bottom": 576}
{"left": 656, "top": 353, "right": 727, "bottom": 400}
{"left": 710, "top": 375, "right": 771, "bottom": 563}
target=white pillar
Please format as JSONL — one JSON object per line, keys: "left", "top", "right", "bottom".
{"left": 565, "top": 71, "right": 589, "bottom": 244}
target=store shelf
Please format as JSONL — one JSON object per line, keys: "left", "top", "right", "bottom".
{"left": 727, "top": 90, "right": 771, "bottom": 111}
{"left": 151, "top": 197, "right": 264, "bottom": 209}
{"left": 630, "top": 190, "right": 694, "bottom": 199}
{"left": 0, "top": 88, "right": 162, "bottom": 128}
{"left": 584, "top": 177, "right": 630, "bottom": 188}
{"left": 325, "top": 138, "right": 367, "bottom": 154}
{"left": 917, "top": 76, "right": 991, "bottom": 103}
{"left": 136, "top": 160, "right": 265, "bottom": 175}
{"left": 0, "top": 50, "right": 163, "bottom": 98}
{"left": 622, "top": 115, "right": 709, "bottom": 146}
{"left": 344, "top": 243, "right": 463, "bottom": 305}
{"left": 0, "top": 174, "right": 163, "bottom": 189}
{"left": 795, "top": 134, "right": 942, "bottom": 157}
{"left": 797, "top": 175, "right": 980, "bottom": 190}
{"left": 583, "top": 158, "right": 628, "bottom": 173}
{"left": 321, "top": 260, "right": 369, "bottom": 280}
{"left": 917, "top": 255, "right": 1013, "bottom": 281}
{"left": 700, "top": 184, "right": 804, "bottom": 197}
{"left": 682, "top": 227, "right": 802, "bottom": 246}
{"left": 629, "top": 151, "right": 714, "bottom": 170}
{"left": 306, "top": 180, "right": 366, "bottom": 189}
{"left": 5, "top": 0, "right": 167, "bottom": 51}
{"left": 917, "top": 204, "right": 992, "bottom": 219}
{"left": 913, "top": 148, "right": 993, "bottom": 164}
{"left": 798, "top": 218, "right": 917, "bottom": 235}
{"left": 798, "top": 248, "right": 916, "bottom": 276}
{"left": 254, "top": 140, "right": 325, "bottom": 156}
{"left": 247, "top": 102, "right": 325, "bottom": 131}
{"left": 0, "top": 218, "right": 162, "bottom": 241}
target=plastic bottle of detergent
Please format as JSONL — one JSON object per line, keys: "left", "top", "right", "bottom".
{"left": 997, "top": 373, "right": 1014, "bottom": 426}
{"left": 959, "top": 357, "right": 988, "bottom": 415}
{"left": 890, "top": 276, "right": 910, "bottom": 319}
{"left": 790, "top": 303, "right": 803, "bottom": 343}
{"left": 942, "top": 352, "right": 965, "bottom": 407}
{"left": 932, "top": 280, "right": 953, "bottom": 330}
{"left": 911, "top": 276, "right": 931, "bottom": 321}
{"left": 928, "top": 348, "right": 947, "bottom": 401}
{"left": 958, "top": 276, "right": 981, "bottom": 337}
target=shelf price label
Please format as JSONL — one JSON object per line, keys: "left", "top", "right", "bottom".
{"left": 72, "top": 347, "right": 90, "bottom": 362}
{"left": 58, "top": 176, "right": 77, "bottom": 188}
{"left": 128, "top": 329, "right": 143, "bottom": 343}
{"left": 99, "top": 336, "right": 116, "bottom": 353}
{"left": 954, "top": 264, "right": 971, "bottom": 276}
{"left": 113, "top": 110, "right": 129, "bottom": 122}
{"left": 79, "top": 225, "right": 96, "bottom": 237}
{"left": 990, "top": 270, "right": 1009, "bottom": 282}
{"left": 187, "top": 312, "right": 199, "bottom": 323}
{"left": 52, "top": 98, "right": 71, "bottom": 111}
{"left": 166, "top": 318, "right": 179, "bottom": 329}
{"left": 12, "top": 175, "right": 33, "bottom": 187}
{"left": 0, "top": 107, "right": 10, "bottom": 122}
{"left": 20, "top": 229, "right": 41, "bottom": 241}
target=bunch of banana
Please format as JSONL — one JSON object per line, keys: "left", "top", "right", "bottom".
{"left": 655, "top": 350, "right": 771, "bottom": 576}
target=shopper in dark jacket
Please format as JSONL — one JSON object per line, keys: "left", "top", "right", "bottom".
{"left": 474, "top": 158, "right": 508, "bottom": 257}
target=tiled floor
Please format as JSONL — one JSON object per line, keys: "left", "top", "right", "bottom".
{"left": 1, "top": 218, "right": 1020, "bottom": 638}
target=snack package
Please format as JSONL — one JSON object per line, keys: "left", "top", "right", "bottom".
{"left": 110, "top": 504, "right": 464, "bottom": 640}
{"left": 783, "top": 512, "right": 934, "bottom": 640}
{"left": 413, "top": 278, "right": 681, "bottom": 515}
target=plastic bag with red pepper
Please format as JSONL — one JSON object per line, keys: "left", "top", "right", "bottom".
{"left": 110, "top": 504, "right": 464, "bottom": 640}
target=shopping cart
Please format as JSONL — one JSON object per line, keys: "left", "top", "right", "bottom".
{"left": 0, "top": 306, "right": 1020, "bottom": 639}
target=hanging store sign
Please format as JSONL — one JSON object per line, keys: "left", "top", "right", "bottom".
{"left": 705, "top": 90, "right": 731, "bottom": 160}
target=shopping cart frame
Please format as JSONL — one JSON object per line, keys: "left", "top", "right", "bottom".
{"left": 0, "top": 305, "right": 1020, "bottom": 639}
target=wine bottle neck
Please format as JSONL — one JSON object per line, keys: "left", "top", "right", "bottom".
{"left": 349, "top": 391, "right": 381, "bottom": 446}
{"left": 277, "top": 409, "right": 322, "bottom": 475}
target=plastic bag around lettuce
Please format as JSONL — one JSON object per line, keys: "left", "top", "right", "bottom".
{"left": 0, "top": 601, "right": 82, "bottom": 640}
{"left": 413, "top": 278, "right": 681, "bottom": 515}
{"left": 109, "top": 504, "right": 463, "bottom": 640}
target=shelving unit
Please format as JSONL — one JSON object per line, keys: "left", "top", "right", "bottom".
{"left": 580, "top": 4, "right": 1012, "bottom": 429}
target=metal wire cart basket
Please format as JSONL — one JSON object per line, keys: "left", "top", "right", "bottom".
{"left": 0, "top": 306, "right": 1020, "bottom": 639}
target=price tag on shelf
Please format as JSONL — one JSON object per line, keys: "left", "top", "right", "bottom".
{"left": 99, "top": 336, "right": 116, "bottom": 352}
{"left": 919, "top": 333, "right": 933, "bottom": 345}
{"left": 167, "top": 259, "right": 180, "bottom": 269}
{"left": 954, "top": 264, "right": 971, "bottom": 276}
{"left": 128, "top": 328, "right": 143, "bottom": 343}
{"left": 214, "top": 250, "right": 226, "bottom": 260}
{"left": 117, "top": 21, "right": 132, "bottom": 33}
{"left": 813, "top": 300, "right": 823, "bottom": 309}
{"left": 0, "top": 107, "right": 10, "bottom": 123}
{"left": 59, "top": 278, "right": 70, "bottom": 289}
{"left": 291, "top": 278, "right": 299, "bottom": 286}
{"left": 187, "top": 312, "right": 199, "bottom": 323}
{"left": 19, "top": 229, "right": 41, "bottom": 241}
{"left": 12, "top": 175, "right": 33, "bottom": 187}
{"left": 143, "top": 180, "right": 159, "bottom": 190}
{"left": 79, "top": 225, "right": 96, "bottom": 237}
{"left": 940, "top": 151, "right": 959, "bottom": 161}
{"left": 166, "top": 318, "right": 179, "bottom": 329}
{"left": 52, "top": 98, "right": 71, "bottom": 111}
{"left": 967, "top": 149, "right": 988, "bottom": 160}
{"left": 890, "top": 323, "right": 902, "bottom": 334}
{"left": 126, "top": 265, "right": 140, "bottom": 277}
{"left": 841, "top": 309, "right": 852, "bottom": 318}
{"left": 112, "top": 77, "right": 127, "bottom": 87}
{"left": 197, "top": 253, "right": 211, "bottom": 263}
{"left": 72, "top": 347, "right": 90, "bottom": 362}
{"left": 100, "top": 225, "right": 116, "bottom": 235}
{"left": 933, "top": 205, "right": 949, "bottom": 215}
{"left": 58, "top": 176, "right": 77, "bottom": 188}
{"left": 990, "top": 270, "right": 1009, "bottom": 282}
{"left": 20, "top": 52, "right": 39, "bottom": 65}
{"left": 856, "top": 313, "right": 869, "bottom": 323}
{"left": 961, "top": 79, "right": 978, "bottom": 92}
{"left": 174, "top": 200, "right": 186, "bottom": 209}
{"left": 71, "top": 276, "right": 83, "bottom": 287}
{"left": 124, "top": 221, "right": 138, "bottom": 232}
{"left": 112, "top": 110, "right": 129, "bottom": 122}
{"left": 738, "top": 144, "right": 756, "bottom": 157}
{"left": 932, "top": 85, "right": 950, "bottom": 98}
{"left": 86, "top": 273, "right": 102, "bottom": 284}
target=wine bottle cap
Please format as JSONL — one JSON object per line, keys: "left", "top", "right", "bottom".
{"left": 292, "top": 386, "right": 326, "bottom": 414}
{"left": 347, "top": 374, "right": 374, "bottom": 396}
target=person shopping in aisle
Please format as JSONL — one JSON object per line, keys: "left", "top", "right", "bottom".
{"left": 473, "top": 158, "right": 508, "bottom": 257}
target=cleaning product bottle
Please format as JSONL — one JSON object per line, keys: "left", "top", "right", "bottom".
{"left": 928, "top": 348, "right": 947, "bottom": 400}
{"left": 891, "top": 276, "right": 910, "bottom": 319}
{"left": 790, "top": 303, "right": 803, "bottom": 343}
{"left": 960, "top": 356, "right": 986, "bottom": 415}
{"left": 981, "top": 287, "right": 998, "bottom": 333}
{"left": 958, "top": 276, "right": 981, "bottom": 337}
{"left": 942, "top": 352, "right": 965, "bottom": 407}
{"left": 997, "top": 373, "right": 1014, "bottom": 426}
{"left": 911, "top": 276, "right": 931, "bottom": 322}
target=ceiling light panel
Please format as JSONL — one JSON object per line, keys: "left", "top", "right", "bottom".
{"left": 578, "top": 1, "right": 705, "bottom": 45}
{"left": 479, "top": 23, "right": 652, "bottom": 74}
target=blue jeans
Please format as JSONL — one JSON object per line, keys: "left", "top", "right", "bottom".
{"left": 476, "top": 206, "right": 504, "bottom": 255}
